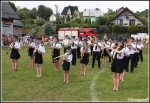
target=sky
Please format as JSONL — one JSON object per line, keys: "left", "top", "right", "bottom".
{"left": 8, "top": 1, "right": 149, "bottom": 13}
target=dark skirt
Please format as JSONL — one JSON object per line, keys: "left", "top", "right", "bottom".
{"left": 34, "top": 51, "right": 43, "bottom": 64}
{"left": 28, "top": 48, "right": 34, "bottom": 56}
{"left": 10, "top": 48, "right": 20, "bottom": 60}
{"left": 122, "top": 56, "right": 129, "bottom": 72}
{"left": 102, "top": 49, "right": 108, "bottom": 56}
{"left": 111, "top": 59, "right": 123, "bottom": 73}
{"left": 80, "top": 53, "right": 89, "bottom": 65}
{"left": 52, "top": 48, "right": 60, "bottom": 60}
{"left": 62, "top": 60, "right": 70, "bottom": 71}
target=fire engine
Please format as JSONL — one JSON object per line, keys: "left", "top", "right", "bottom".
{"left": 58, "top": 27, "right": 98, "bottom": 40}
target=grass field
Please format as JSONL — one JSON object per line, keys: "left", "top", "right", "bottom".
{"left": 2, "top": 45, "right": 149, "bottom": 102}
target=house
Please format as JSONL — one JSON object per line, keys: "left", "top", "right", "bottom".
{"left": 2, "top": 2, "right": 20, "bottom": 36}
{"left": 106, "top": 7, "right": 145, "bottom": 26}
{"left": 13, "top": 19, "right": 24, "bottom": 36}
{"left": 61, "top": 5, "right": 80, "bottom": 22}
{"left": 83, "top": 8, "right": 104, "bottom": 23}
{"left": 49, "top": 13, "right": 56, "bottom": 22}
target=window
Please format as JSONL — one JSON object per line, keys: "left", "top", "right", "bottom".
{"left": 129, "top": 19, "right": 135, "bottom": 26}
{"left": 117, "top": 19, "right": 123, "bottom": 25}
{"left": 80, "top": 30, "right": 85, "bottom": 34}
{"left": 16, "top": 27, "right": 19, "bottom": 30}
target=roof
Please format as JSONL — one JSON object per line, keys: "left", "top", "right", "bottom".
{"left": 13, "top": 19, "right": 24, "bottom": 27}
{"left": 106, "top": 7, "right": 145, "bottom": 25}
{"left": 83, "top": 8, "right": 104, "bottom": 17}
{"left": 61, "top": 5, "right": 79, "bottom": 15}
{"left": 2, "top": 2, "right": 20, "bottom": 20}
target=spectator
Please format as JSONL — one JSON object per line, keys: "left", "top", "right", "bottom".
{"left": 103, "top": 34, "right": 108, "bottom": 40}
{"left": 44, "top": 36, "right": 49, "bottom": 45}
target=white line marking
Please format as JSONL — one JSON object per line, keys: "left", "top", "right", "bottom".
{"left": 90, "top": 68, "right": 105, "bottom": 101}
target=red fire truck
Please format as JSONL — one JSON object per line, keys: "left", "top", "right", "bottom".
{"left": 58, "top": 27, "right": 98, "bottom": 40}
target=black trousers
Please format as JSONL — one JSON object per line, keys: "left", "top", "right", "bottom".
{"left": 108, "top": 49, "right": 112, "bottom": 62}
{"left": 139, "top": 50, "right": 143, "bottom": 62}
{"left": 92, "top": 51, "right": 101, "bottom": 68}
{"left": 90, "top": 46, "right": 93, "bottom": 55}
{"left": 77, "top": 47, "right": 81, "bottom": 58}
{"left": 71, "top": 49, "right": 77, "bottom": 65}
{"left": 130, "top": 54, "right": 135, "bottom": 73}
{"left": 134, "top": 52, "right": 139, "bottom": 68}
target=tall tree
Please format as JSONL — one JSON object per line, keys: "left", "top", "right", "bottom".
{"left": 96, "top": 16, "right": 107, "bottom": 26}
{"left": 8, "top": 2, "right": 17, "bottom": 12}
{"left": 104, "top": 8, "right": 116, "bottom": 23}
{"left": 44, "top": 23, "right": 53, "bottom": 36}
{"left": 31, "top": 8, "right": 37, "bottom": 19}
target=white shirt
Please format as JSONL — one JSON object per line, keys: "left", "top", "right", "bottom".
{"left": 53, "top": 42, "right": 62, "bottom": 49}
{"left": 71, "top": 40, "right": 77, "bottom": 49}
{"left": 62, "top": 39, "right": 70, "bottom": 47}
{"left": 76, "top": 40, "right": 82, "bottom": 47}
{"left": 103, "top": 43, "right": 110, "bottom": 49}
{"left": 135, "top": 44, "right": 141, "bottom": 53}
{"left": 93, "top": 42, "right": 103, "bottom": 52}
{"left": 10, "top": 41, "right": 21, "bottom": 49}
{"left": 80, "top": 46, "right": 91, "bottom": 53}
{"left": 129, "top": 43, "right": 136, "bottom": 54}
{"left": 124, "top": 46, "right": 130, "bottom": 56}
{"left": 29, "top": 42, "right": 36, "bottom": 48}
{"left": 111, "top": 47, "right": 125, "bottom": 59}
{"left": 140, "top": 43, "right": 144, "bottom": 50}
{"left": 64, "top": 53, "right": 73, "bottom": 62}
{"left": 87, "top": 40, "right": 91, "bottom": 45}
{"left": 38, "top": 44, "right": 45, "bottom": 53}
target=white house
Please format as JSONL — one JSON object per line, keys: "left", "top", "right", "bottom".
{"left": 49, "top": 14, "right": 56, "bottom": 22}
{"left": 107, "top": 7, "right": 145, "bottom": 26}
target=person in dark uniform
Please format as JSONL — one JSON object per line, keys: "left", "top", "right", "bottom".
{"left": 128, "top": 37, "right": 136, "bottom": 73}
{"left": 9, "top": 36, "right": 21, "bottom": 72}
{"left": 134, "top": 39, "right": 141, "bottom": 68}
{"left": 70, "top": 36, "right": 77, "bottom": 66}
{"left": 52, "top": 37, "right": 62, "bottom": 71}
{"left": 139, "top": 41, "right": 144, "bottom": 62}
{"left": 120, "top": 39, "right": 130, "bottom": 81}
{"left": 34, "top": 38, "right": 45, "bottom": 77}
{"left": 80, "top": 39, "right": 91, "bottom": 75}
{"left": 109, "top": 38, "right": 125, "bottom": 91}
{"left": 62, "top": 47, "right": 73, "bottom": 83}
{"left": 102, "top": 39, "right": 110, "bottom": 65}
{"left": 28, "top": 36, "right": 36, "bottom": 67}
{"left": 77, "top": 36, "right": 82, "bottom": 58}
{"left": 91, "top": 36, "right": 103, "bottom": 69}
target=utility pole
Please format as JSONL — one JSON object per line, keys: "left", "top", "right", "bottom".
{"left": 55, "top": 5, "right": 58, "bottom": 34}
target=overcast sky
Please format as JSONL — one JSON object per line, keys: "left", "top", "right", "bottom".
{"left": 9, "top": 1, "right": 149, "bottom": 13}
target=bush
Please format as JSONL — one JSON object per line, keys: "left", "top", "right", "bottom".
{"left": 34, "top": 17, "right": 45, "bottom": 26}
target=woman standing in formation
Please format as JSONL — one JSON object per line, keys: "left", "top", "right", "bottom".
{"left": 9, "top": 36, "right": 21, "bottom": 72}
{"left": 62, "top": 47, "right": 73, "bottom": 83}
{"left": 52, "top": 37, "right": 62, "bottom": 71}
{"left": 28, "top": 36, "right": 36, "bottom": 67}
{"left": 120, "top": 39, "right": 130, "bottom": 81}
{"left": 34, "top": 38, "right": 45, "bottom": 77}
{"left": 108, "top": 38, "right": 125, "bottom": 91}
{"left": 80, "top": 39, "right": 91, "bottom": 76}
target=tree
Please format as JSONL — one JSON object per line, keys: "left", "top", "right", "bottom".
{"left": 104, "top": 8, "right": 116, "bottom": 23}
{"left": 66, "top": 15, "right": 70, "bottom": 22}
{"left": 44, "top": 23, "right": 53, "bottom": 36}
{"left": 85, "top": 17, "right": 88, "bottom": 24}
{"left": 31, "top": 8, "right": 37, "bottom": 19}
{"left": 96, "top": 16, "right": 107, "bottom": 25}
{"left": 34, "top": 17, "right": 45, "bottom": 26}
{"left": 88, "top": 17, "right": 91, "bottom": 24}
{"left": 8, "top": 2, "right": 17, "bottom": 12}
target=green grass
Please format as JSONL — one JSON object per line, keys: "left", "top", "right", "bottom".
{"left": 2, "top": 46, "right": 148, "bottom": 101}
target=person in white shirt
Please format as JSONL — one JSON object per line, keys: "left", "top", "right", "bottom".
{"left": 76, "top": 36, "right": 82, "bottom": 58}
{"left": 28, "top": 36, "right": 36, "bottom": 67}
{"left": 80, "top": 39, "right": 91, "bottom": 75}
{"left": 139, "top": 41, "right": 144, "bottom": 62}
{"left": 9, "top": 36, "right": 21, "bottom": 72}
{"left": 92, "top": 36, "right": 103, "bottom": 69}
{"left": 128, "top": 37, "right": 136, "bottom": 73}
{"left": 134, "top": 40, "right": 141, "bottom": 68}
{"left": 62, "top": 47, "right": 73, "bottom": 83}
{"left": 70, "top": 36, "right": 77, "bottom": 66}
{"left": 108, "top": 38, "right": 125, "bottom": 91}
{"left": 62, "top": 35, "right": 70, "bottom": 54}
{"left": 120, "top": 39, "right": 130, "bottom": 81}
{"left": 52, "top": 37, "right": 62, "bottom": 71}
{"left": 34, "top": 38, "right": 45, "bottom": 77}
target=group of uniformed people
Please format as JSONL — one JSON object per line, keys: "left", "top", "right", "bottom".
{"left": 8, "top": 35, "right": 145, "bottom": 90}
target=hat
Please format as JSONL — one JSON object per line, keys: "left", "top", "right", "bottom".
{"left": 37, "top": 38, "right": 42, "bottom": 40}
{"left": 30, "top": 36, "right": 34, "bottom": 39}
{"left": 130, "top": 37, "right": 135, "bottom": 40}
{"left": 104, "top": 39, "right": 107, "bottom": 42}
{"left": 65, "top": 35, "right": 68, "bottom": 37}
{"left": 14, "top": 36, "right": 18, "bottom": 39}
{"left": 53, "top": 35, "right": 57, "bottom": 38}
{"left": 117, "top": 38, "right": 123, "bottom": 42}
{"left": 83, "top": 39, "right": 88, "bottom": 41}
{"left": 135, "top": 39, "right": 139, "bottom": 42}
{"left": 72, "top": 36, "right": 76, "bottom": 38}
{"left": 66, "top": 47, "right": 71, "bottom": 51}
{"left": 123, "top": 39, "right": 127, "bottom": 42}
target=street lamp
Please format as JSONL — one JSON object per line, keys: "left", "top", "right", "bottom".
{"left": 55, "top": 5, "right": 58, "bottom": 34}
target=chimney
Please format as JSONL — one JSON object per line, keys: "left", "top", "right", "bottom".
{"left": 95, "top": 8, "right": 99, "bottom": 10}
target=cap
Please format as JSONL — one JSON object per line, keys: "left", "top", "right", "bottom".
{"left": 37, "top": 38, "right": 42, "bottom": 40}
{"left": 65, "top": 35, "right": 68, "bottom": 37}
{"left": 53, "top": 35, "right": 57, "bottom": 38}
{"left": 123, "top": 39, "right": 127, "bottom": 42}
{"left": 135, "top": 39, "right": 139, "bottom": 42}
{"left": 83, "top": 39, "right": 88, "bottom": 41}
{"left": 130, "top": 37, "right": 135, "bottom": 40}
{"left": 30, "top": 36, "right": 34, "bottom": 39}
{"left": 72, "top": 36, "right": 76, "bottom": 38}
{"left": 14, "top": 36, "right": 18, "bottom": 39}
{"left": 66, "top": 47, "right": 71, "bottom": 51}
{"left": 117, "top": 38, "right": 123, "bottom": 42}
{"left": 104, "top": 39, "right": 107, "bottom": 42}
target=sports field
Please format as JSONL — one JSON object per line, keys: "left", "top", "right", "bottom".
{"left": 2, "top": 45, "right": 149, "bottom": 102}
